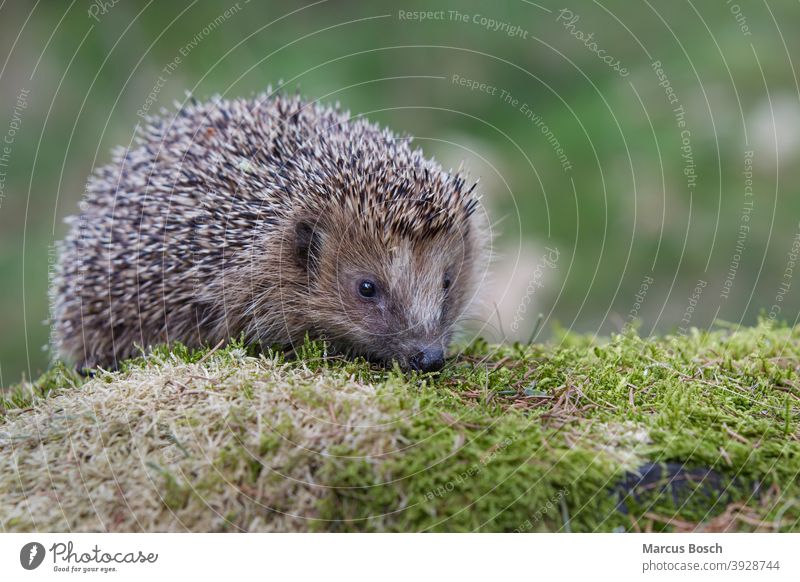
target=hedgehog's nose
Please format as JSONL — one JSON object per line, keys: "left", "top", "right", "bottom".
{"left": 409, "top": 347, "right": 445, "bottom": 373}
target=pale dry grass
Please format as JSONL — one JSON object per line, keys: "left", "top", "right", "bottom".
{"left": 0, "top": 350, "right": 401, "bottom": 532}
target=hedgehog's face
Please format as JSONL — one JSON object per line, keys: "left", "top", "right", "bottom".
{"left": 293, "top": 211, "right": 484, "bottom": 372}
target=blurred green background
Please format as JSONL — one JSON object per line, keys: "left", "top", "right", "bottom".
{"left": 1, "top": 0, "right": 799, "bottom": 384}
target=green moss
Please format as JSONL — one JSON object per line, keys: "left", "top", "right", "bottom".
{"left": 313, "top": 320, "right": 800, "bottom": 531}
{"left": 4, "top": 320, "right": 800, "bottom": 531}
{"left": 0, "top": 361, "right": 83, "bottom": 412}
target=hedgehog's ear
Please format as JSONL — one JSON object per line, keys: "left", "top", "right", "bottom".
{"left": 294, "top": 219, "right": 323, "bottom": 276}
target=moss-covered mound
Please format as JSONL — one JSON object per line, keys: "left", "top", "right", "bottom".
{"left": 2, "top": 321, "right": 799, "bottom": 532}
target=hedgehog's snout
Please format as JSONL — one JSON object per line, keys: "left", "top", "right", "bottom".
{"left": 408, "top": 345, "right": 445, "bottom": 373}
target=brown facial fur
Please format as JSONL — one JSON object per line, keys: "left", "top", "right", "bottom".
{"left": 283, "top": 201, "right": 485, "bottom": 368}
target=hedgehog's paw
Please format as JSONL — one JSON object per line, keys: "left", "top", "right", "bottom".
{"left": 75, "top": 361, "right": 97, "bottom": 377}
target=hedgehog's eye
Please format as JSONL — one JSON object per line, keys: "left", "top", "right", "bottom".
{"left": 443, "top": 275, "right": 452, "bottom": 291}
{"left": 358, "top": 280, "right": 377, "bottom": 298}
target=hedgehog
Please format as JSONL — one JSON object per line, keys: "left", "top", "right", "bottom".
{"left": 50, "top": 90, "right": 490, "bottom": 373}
